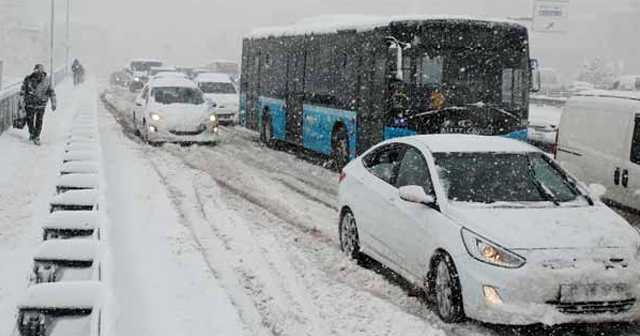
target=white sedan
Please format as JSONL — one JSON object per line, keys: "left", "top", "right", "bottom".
{"left": 132, "top": 77, "right": 219, "bottom": 144}
{"left": 338, "top": 134, "right": 640, "bottom": 325}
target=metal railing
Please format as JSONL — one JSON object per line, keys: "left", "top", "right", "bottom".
{"left": 0, "top": 67, "right": 66, "bottom": 135}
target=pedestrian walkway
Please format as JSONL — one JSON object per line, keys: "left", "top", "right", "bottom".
{"left": 0, "top": 78, "right": 83, "bottom": 333}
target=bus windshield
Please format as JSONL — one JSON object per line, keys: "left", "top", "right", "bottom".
{"left": 394, "top": 22, "right": 529, "bottom": 109}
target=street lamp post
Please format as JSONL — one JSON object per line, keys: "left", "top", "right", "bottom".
{"left": 49, "top": 0, "right": 55, "bottom": 86}
{"left": 65, "top": 0, "right": 70, "bottom": 76}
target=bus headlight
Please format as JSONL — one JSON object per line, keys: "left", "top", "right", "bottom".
{"left": 151, "top": 113, "right": 161, "bottom": 121}
{"left": 209, "top": 114, "right": 217, "bottom": 122}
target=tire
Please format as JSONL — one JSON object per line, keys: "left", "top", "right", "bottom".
{"left": 339, "top": 209, "right": 362, "bottom": 261}
{"left": 261, "top": 111, "right": 273, "bottom": 147}
{"left": 132, "top": 112, "right": 141, "bottom": 136}
{"left": 332, "top": 127, "right": 350, "bottom": 172}
{"left": 432, "top": 253, "right": 465, "bottom": 323}
{"left": 142, "top": 120, "right": 149, "bottom": 143}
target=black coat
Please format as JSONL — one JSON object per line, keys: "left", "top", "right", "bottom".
{"left": 20, "top": 73, "right": 57, "bottom": 109}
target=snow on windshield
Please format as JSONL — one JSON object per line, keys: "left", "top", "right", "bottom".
{"left": 434, "top": 152, "right": 581, "bottom": 204}
{"left": 153, "top": 87, "right": 205, "bottom": 105}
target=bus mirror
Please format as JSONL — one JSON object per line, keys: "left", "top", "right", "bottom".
{"left": 530, "top": 59, "right": 541, "bottom": 93}
{"left": 395, "top": 46, "right": 404, "bottom": 81}
{"left": 386, "top": 36, "right": 404, "bottom": 81}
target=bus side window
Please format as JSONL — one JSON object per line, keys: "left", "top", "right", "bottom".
{"left": 630, "top": 115, "right": 640, "bottom": 165}
{"left": 419, "top": 54, "right": 443, "bottom": 86}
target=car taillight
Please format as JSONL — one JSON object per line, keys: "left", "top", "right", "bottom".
{"left": 339, "top": 171, "right": 346, "bottom": 183}
{"left": 552, "top": 129, "right": 560, "bottom": 159}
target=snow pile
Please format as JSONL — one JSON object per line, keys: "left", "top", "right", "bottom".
{"left": 60, "top": 161, "right": 99, "bottom": 175}
{"left": 42, "top": 211, "right": 97, "bottom": 230}
{"left": 62, "top": 150, "right": 99, "bottom": 163}
{"left": 50, "top": 189, "right": 99, "bottom": 207}
{"left": 249, "top": 14, "right": 523, "bottom": 38}
{"left": 57, "top": 173, "right": 100, "bottom": 189}
{"left": 34, "top": 240, "right": 99, "bottom": 262}
{"left": 18, "top": 281, "right": 104, "bottom": 309}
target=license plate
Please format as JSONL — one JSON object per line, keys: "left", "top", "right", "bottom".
{"left": 560, "top": 283, "right": 631, "bottom": 303}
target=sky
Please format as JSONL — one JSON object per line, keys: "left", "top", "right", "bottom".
{"left": 12, "top": 0, "right": 640, "bottom": 77}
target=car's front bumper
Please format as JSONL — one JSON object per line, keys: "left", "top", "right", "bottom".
{"left": 147, "top": 123, "right": 219, "bottom": 143}
{"left": 457, "top": 248, "right": 640, "bottom": 325}
{"left": 214, "top": 108, "right": 239, "bottom": 124}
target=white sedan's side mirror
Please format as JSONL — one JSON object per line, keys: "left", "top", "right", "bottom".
{"left": 589, "top": 183, "right": 607, "bottom": 200}
{"left": 399, "top": 185, "right": 435, "bottom": 205}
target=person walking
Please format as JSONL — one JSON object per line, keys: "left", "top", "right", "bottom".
{"left": 19, "top": 64, "right": 57, "bottom": 145}
{"left": 72, "top": 59, "right": 82, "bottom": 86}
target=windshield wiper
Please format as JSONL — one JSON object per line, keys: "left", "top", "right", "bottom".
{"left": 527, "top": 161, "right": 560, "bottom": 206}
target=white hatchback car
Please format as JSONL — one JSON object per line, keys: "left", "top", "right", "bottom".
{"left": 338, "top": 135, "right": 640, "bottom": 325}
{"left": 132, "top": 77, "right": 219, "bottom": 144}
{"left": 194, "top": 73, "right": 239, "bottom": 125}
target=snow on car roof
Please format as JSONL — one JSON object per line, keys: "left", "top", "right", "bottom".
{"left": 248, "top": 14, "right": 523, "bottom": 38}
{"left": 34, "top": 240, "right": 98, "bottom": 262}
{"left": 574, "top": 90, "right": 640, "bottom": 102}
{"left": 129, "top": 58, "right": 162, "bottom": 63}
{"left": 18, "top": 281, "right": 103, "bottom": 309}
{"left": 57, "top": 173, "right": 99, "bottom": 189}
{"left": 150, "top": 77, "right": 198, "bottom": 88}
{"left": 409, "top": 135, "right": 538, "bottom": 153}
{"left": 50, "top": 190, "right": 98, "bottom": 206}
{"left": 150, "top": 65, "right": 177, "bottom": 71}
{"left": 194, "top": 73, "right": 232, "bottom": 83}
{"left": 42, "top": 211, "right": 97, "bottom": 230}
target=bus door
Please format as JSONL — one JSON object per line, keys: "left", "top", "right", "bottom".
{"left": 285, "top": 43, "right": 306, "bottom": 145}
{"left": 247, "top": 49, "right": 262, "bottom": 130}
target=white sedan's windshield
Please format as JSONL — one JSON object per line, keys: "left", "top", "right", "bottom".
{"left": 434, "top": 152, "right": 581, "bottom": 204}
{"left": 153, "top": 87, "right": 204, "bottom": 105}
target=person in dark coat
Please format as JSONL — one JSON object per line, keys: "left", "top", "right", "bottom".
{"left": 71, "top": 59, "right": 83, "bottom": 86}
{"left": 20, "top": 64, "right": 57, "bottom": 145}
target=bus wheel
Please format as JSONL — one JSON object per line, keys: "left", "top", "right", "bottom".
{"left": 332, "top": 127, "right": 349, "bottom": 171}
{"left": 261, "top": 112, "right": 273, "bottom": 147}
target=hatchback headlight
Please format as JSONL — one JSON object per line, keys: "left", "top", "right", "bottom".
{"left": 151, "top": 113, "right": 161, "bottom": 121}
{"left": 461, "top": 228, "right": 525, "bottom": 268}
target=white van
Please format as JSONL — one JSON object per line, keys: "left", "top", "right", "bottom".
{"left": 556, "top": 90, "right": 640, "bottom": 211}
{"left": 612, "top": 75, "right": 640, "bottom": 91}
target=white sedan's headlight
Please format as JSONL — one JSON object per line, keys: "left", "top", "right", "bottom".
{"left": 151, "top": 113, "right": 161, "bottom": 121}
{"left": 209, "top": 114, "right": 217, "bottom": 122}
{"left": 461, "top": 228, "right": 525, "bottom": 268}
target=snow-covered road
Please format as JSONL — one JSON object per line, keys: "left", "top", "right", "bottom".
{"left": 2, "top": 79, "right": 638, "bottom": 335}
{"left": 100, "top": 86, "right": 640, "bottom": 336}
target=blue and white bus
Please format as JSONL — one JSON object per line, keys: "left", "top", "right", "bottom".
{"left": 240, "top": 16, "right": 538, "bottom": 169}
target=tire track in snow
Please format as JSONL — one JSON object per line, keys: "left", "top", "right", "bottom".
{"left": 102, "top": 90, "right": 640, "bottom": 336}
{"left": 146, "top": 154, "right": 334, "bottom": 336}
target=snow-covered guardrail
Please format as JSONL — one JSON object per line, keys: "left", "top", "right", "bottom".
{"left": 0, "top": 67, "right": 67, "bottom": 135}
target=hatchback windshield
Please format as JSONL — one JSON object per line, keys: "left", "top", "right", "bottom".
{"left": 153, "top": 87, "right": 204, "bottom": 105}
{"left": 198, "top": 82, "right": 236, "bottom": 94}
{"left": 433, "top": 152, "right": 582, "bottom": 204}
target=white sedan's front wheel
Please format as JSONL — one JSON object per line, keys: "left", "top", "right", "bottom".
{"left": 339, "top": 210, "right": 361, "bottom": 260}
{"left": 433, "top": 253, "right": 465, "bottom": 323}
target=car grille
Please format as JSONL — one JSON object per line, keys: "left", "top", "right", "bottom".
{"left": 169, "top": 126, "right": 206, "bottom": 136}
{"left": 547, "top": 299, "right": 636, "bottom": 315}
